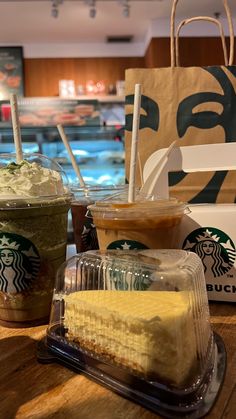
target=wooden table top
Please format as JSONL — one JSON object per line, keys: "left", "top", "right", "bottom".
{"left": 0, "top": 302, "right": 235, "bottom": 419}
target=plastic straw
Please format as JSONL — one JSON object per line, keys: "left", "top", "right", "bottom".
{"left": 10, "top": 94, "right": 23, "bottom": 164}
{"left": 128, "top": 83, "right": 142, "bottom": 202}
{"left": 57, "top": 124, "right": 86, "bottom": 188}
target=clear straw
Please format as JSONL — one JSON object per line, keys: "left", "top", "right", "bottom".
{"left": 10, "top": 94, "right": 23, "bottom": 164}
{"left": 57, "top": 124, "right": 86, "bottom": 188}
{"left": 128, "top": 83, "right": 142, "bottom": 202}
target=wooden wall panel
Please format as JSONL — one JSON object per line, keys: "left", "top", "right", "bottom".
{"left": 23, "top": 38, "right": 235, "bottom": 97}
{"left": 144, "top": 37, "right": 236, "bottom": 68}
{"left": 24, "top": 57, "right": 145, "bottom": 97}
{"left": 145, "top": 38, "right": 170, "bottom": 68}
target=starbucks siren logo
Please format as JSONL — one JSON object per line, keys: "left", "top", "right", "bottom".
{"left": 182, "top": 227, "right": 235, "bottom": 278}
{"left": 107, "top": 240, "right": 148, "bottom": 250}
{"left": 81, "top": 221, "right": 99, "bottom": 251}
{"left": 0, "top": 232, "right": 40, "bottom": 293}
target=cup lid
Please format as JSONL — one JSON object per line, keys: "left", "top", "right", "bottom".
{"left": 88, "top": 196, "right": 187, "bottom": 219}
{"left": 70, "top": 184, "right": 127, "bottom": 203}
{"left": 0, "top": 153, "right": 72, "bottom": 209}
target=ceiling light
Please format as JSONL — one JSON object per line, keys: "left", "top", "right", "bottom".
{"left": 85, "top": 0, "right": 97, "bottom": 19}
{"left": 214, "top": 12, "right": 221, "bottom": 19}
{"left": 51, "top": 0, "right": 64, "bottom": 18}
{"left": 118, "top": 0, "right": 130, "bottom": 18}
{"left": 51, "top": 7, "right": 58, "bottom": 18}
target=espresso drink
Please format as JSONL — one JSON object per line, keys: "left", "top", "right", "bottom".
{"left": 71, "top": 185, "right": 126, "bottom": 253}
{"left": 88, "top": 199, "right": 187, "bottom": 250}
{"left": 71, "top": 199, "right": 98, "bottom": 252}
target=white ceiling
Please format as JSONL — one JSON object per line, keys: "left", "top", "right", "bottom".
{"left": 0, "top": 0, "right": 235, "bottom": 57}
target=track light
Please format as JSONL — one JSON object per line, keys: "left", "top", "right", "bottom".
{"left": 214, "top": 12, "right": 221, "bottom": 19}
{"left": 51, "top": 1, "right": 58, "bottom": 18}
{"left": 118, "top": 0, "right": 130, "bottom": 18}
{"left": 50, "top": 0, "right": 135, "bottom": 20}
{"left": 51, "top": 0, "right": 64, "bottom": 18}
{"left": 85, "top": 0, "right": 97, "bottom": 19}
{"left": 123, "top": 5, "right": 130, "bottom": 18}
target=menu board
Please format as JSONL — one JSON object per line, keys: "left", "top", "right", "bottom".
{"left": 0, "top": 97, "right": 101, "bottom": 126}
{"left": 0, "top": 47, "right": 24, "bottom": 99}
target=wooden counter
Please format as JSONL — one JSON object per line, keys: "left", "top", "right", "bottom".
{"left": 0, "top": 303, "right": 235, "bottom": 419}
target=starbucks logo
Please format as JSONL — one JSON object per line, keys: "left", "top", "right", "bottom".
{"left": 109, "top": 268, "right": 152, "bottom": 291}
{"left": 0, "top": 232, "right": 40, "bottom": 293}
{"left": 81, "top": 221, "right": 99, "bottom": 252}
{"left": 182, "top": 227, "right": 236, "bottom": 278}
{"left": 107, "top": 240, "right": 148, "bottom": 250}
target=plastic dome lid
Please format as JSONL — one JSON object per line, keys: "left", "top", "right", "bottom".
{"left": 43, "top": 249, "right": 227, "bottom": 414}
{"left": 0, "top": 153, "right": 72, "bottom": 208}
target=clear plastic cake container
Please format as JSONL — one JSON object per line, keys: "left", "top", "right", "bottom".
{"left": 38, "top": 249, "right": 226, "bottom": 419}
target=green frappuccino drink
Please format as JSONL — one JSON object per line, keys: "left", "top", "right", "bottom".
{"left": 0, "top": 154, "right": 71, "bottom": 327}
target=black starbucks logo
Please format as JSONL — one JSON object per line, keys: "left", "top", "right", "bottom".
{"left": 81, "top": 221, "right": 99, "bottom": 252}
{"left": 107, "top": 240, "right": 148, "bottom": 250}
{"left": 0, "top": 232, "right": 40, "bottom": 293}
{"left": 182, "top": 227, "right": 236, "bottom": 278}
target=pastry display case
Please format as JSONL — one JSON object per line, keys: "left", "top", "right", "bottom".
{"left": 0, "top": 97, "right": 125, "bottom": 186}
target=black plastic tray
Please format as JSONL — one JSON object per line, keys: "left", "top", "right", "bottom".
{"left": 37, "top": 329, "right": 226, "bottom": 419}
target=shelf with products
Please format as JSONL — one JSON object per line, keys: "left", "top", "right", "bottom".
{"left": 0, "top": 96, "right": 125, "bottom": 126}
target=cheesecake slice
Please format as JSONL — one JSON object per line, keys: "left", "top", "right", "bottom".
{"left": 64, "top": 290, "right": 197, "bottom": 387}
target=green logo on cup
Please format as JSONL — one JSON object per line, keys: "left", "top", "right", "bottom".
{"left": 182, "top": 227, "right": 235, "bottom": 278}
{"left": 107, "top": 240, "right": 148, "bottom": 250}
{"left": 0, "top": 232, "right": 40, "bottom": 293}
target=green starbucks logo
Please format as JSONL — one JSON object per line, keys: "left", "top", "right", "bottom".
{"left": 107, "top": 240, "right": 148, "bottom": 250}
{"left": 0, "top": 232, "right": 40, "bottom": 293}
{"left": 109, "top": 268, "right": 152, "bottom": 291}
{"left": 182, "top": 227, "right": 235, "bottom": 278}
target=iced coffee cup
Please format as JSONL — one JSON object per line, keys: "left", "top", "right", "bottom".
{"left": 71, "top": 184, "right": 126, "bottom": 252}
{"left": 0, "top": 153, "right": 72, "bottom": 327}
{"left": 88, "top": 195, "right": 187, "bottom": 250}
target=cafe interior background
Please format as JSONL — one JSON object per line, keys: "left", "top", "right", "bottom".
{"left": 0, "top": 0, "right": 235, "bottom": 188}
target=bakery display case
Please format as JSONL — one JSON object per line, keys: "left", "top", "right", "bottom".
{"left": 0, "top": 125, "right": 125, "bottom": 185}
{"left": 0, "top": 97, "right": 125, "bottom": 186}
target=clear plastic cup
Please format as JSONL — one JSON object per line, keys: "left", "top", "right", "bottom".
{"left": 70, "top": 184, "right": 127, "bottom": 253}
{"left": 88, "top": 194, "right": 187, "bottom": 250}
{"left": 0, "top": 153, "right": 72, "bottom": 327}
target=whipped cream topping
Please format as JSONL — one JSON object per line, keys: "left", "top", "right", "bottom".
{"left": 0, "top": 160, "right": 66, "bottom": 198}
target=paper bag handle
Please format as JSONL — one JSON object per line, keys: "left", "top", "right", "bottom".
{"left": 170, "top": 0, "right": 235, "bottom": 67}
{"left": 175, "top": 17, "right": 229, "bottom": 66}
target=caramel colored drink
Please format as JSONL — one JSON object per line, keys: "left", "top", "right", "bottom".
{"left": 88, "top": 198, "right": 187, "bottom": 250}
